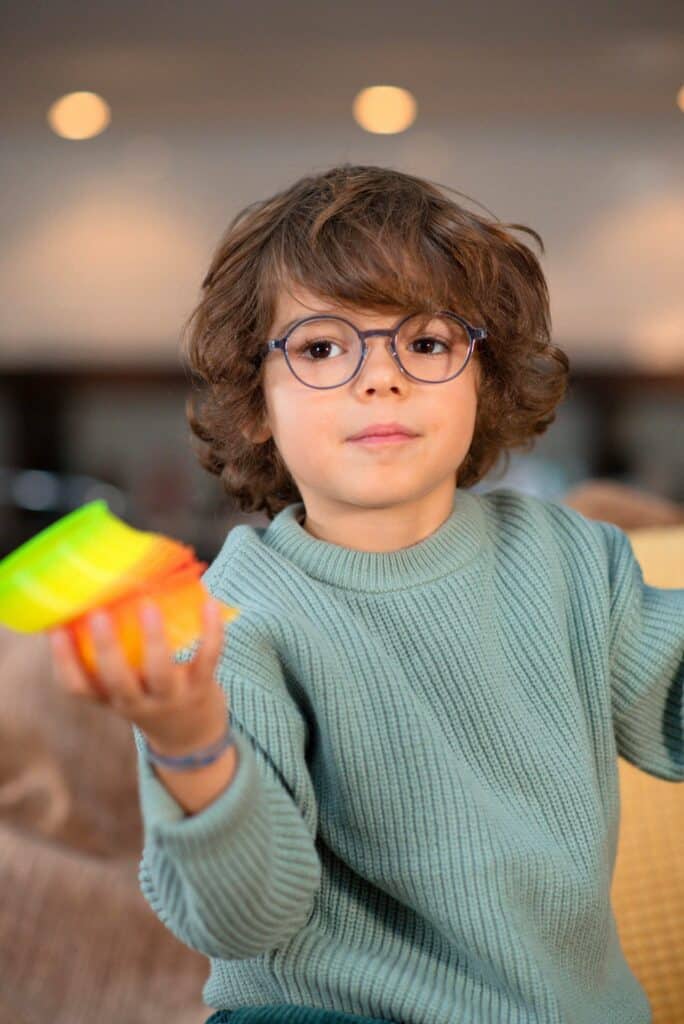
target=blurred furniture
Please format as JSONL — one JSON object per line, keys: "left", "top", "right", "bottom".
{"left": 562, "top": 481, "right": 684, "bottom": 1022}
{"left": 563, "top": 478, "right": 684, "bottom": 531}
{"left": 610, "top": 523, "right": 684, "bottom": 1024}
{"left": 0, "top": 628, "right": 210, "bottom": 1024}
{"left": 0, "top": 482, "right": 682, "bottom": 1024}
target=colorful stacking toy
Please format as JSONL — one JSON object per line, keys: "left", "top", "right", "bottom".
{"left": 0, "top": 500, "right": 239, "bottom": 675}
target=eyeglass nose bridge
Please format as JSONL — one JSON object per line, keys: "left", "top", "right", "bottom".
{"left": 358, "top": 327, "right": 396, "bottom": 341}
{"left": 352, "top": 326, "right": 408, "bottom": 380}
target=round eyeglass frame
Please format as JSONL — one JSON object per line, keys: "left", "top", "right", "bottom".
{"left": 251, "top": 311, "right": 487, "bottom": 389}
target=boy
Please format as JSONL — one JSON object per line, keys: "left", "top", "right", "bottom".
{"left": 50, "top": 164, "right": 683, "bottom": 1024}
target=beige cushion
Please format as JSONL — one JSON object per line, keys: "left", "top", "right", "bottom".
{"left": 0, "top": 626, "right": 210, "bottom": 1024}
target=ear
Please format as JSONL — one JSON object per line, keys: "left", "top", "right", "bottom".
{"left": 241, "top": 415, "right": 272, "bottom": 444}
{"left": 252, "top": 426, "right": 272, "bottom": 444}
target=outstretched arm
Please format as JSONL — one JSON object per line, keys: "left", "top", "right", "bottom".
{"left": 598, "top": 521, "right": 684, "bottom": 782}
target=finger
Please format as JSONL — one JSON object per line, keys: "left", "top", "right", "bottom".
{"left": 189, "top": 599, "right": 226, "bottom": 684}
{"left": 139, "top": 600, "right": 178, "bottom": 697}
{"left": 48, "top": 628, "right": 105, "bottom": 700}
{"left": 88, "top": 611, "right": 141, "bottom": 702}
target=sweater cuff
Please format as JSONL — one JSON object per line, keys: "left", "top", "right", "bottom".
{"left": 133, "top": 726, "right": 260, "bottom": 846}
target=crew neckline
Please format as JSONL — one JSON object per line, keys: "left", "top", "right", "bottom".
{"left": 260, "top": 487, "right": 486, "bottom": 592}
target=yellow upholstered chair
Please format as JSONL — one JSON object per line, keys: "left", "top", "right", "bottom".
{"left": 611, "top": 526, "right": 684, "bottom": 1024}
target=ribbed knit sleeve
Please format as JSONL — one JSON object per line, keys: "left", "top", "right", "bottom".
{"left": 598, "top": 520, "right": 684, "bottom": 782}
{"left": 132, "top": 634, "right": 322, "bottom": 960}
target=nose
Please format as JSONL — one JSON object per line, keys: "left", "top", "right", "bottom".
{"left": 353, "top": 332, "right": 404, "bottom": 384}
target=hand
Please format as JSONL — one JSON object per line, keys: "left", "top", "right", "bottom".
{"left": 47, "top": 598, "right": 230, "bottom": 756}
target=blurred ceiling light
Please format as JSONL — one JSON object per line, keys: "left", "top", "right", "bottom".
{"left": 352, "top": 85, "right": 417, "bottom": 134}
{"left": 47, "top": 91, "right": 111, "bottom": 140}
{"left": 677, "top": 85, "right": 684, "bottom": 113}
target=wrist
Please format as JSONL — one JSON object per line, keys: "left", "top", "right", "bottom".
{"left": 143, "top": 721, "right": 235, "bottom": 771}
{"left": 144, "top": 719, "right": 230, "bottom": 759}
{"left": 142, "top": 696, "right": 232, "bottom": 761}
{"left": 151, "top": 736, "right": 240, "bottom": 814}
{"left": 142, "top": 686, "right": 230, "bottom": 759}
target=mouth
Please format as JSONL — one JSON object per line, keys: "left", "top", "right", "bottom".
{"left": 347, "top": 433, "right": 419, "bottom": 446}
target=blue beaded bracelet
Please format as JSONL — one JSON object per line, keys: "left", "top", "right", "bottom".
{"left": 144, "top": 725, "right": 237, "bottom": 770}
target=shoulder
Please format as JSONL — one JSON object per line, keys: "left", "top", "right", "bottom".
{"left": 476, "top": 485, "right": 623, "bottom": 581}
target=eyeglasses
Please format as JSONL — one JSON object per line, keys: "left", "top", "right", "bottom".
{"left": 251, "top": 311, "right": 487, "bottom": 389}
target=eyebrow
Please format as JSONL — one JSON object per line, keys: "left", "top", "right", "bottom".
{"left": 274, "top": 309, "right": 409, "bottom": 337}
{"left": 275, "top": 316, "right": 307, "bottom": 337}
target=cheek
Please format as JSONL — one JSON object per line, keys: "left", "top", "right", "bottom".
{"left": 436, "top": 378, "right": 478, "bottom": 434}
{"left": 271, "top": 394, "right": 340, "bottom": 462}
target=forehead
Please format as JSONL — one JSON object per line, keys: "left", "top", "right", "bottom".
{"left": 273, "top": 281, "right": 409, "bottom": 324}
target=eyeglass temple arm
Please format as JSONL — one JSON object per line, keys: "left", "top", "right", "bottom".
{"left": 250, "top": 338, "right": 282, "bottom": 369}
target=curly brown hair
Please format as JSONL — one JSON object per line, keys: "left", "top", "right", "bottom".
{"left": 181, "top": 163, "right": 570, "bottom": 521}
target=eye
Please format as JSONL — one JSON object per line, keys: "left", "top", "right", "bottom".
{"left": 294, "top": 339, "right": 346, "bottom": 360}
{"left": 408, "top": 336, "right": 451, "bottom": 355}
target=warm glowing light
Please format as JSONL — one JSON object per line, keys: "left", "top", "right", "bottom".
{"left": 677, "top": 85, "right": 684, "bottom": 113}
{"left": 47, "top": 91, "right": 111, "bottom": 140}
{"left": 352, "top": 85, "right": 417, "bottom": 134}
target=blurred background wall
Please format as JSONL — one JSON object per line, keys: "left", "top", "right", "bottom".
{"left": 1, "top": 0, "right": 683, "bottom": 561}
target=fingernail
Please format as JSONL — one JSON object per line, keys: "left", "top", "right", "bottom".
{"left": 49, "top": 630, "right": 66, "bottom": 650}
{"left": 141, "top": 602, "right": 160, "bottom": 627}
{"left": 90, "top": 611, "right": 110, "bottom": 634}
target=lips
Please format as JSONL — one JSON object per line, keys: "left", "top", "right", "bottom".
{"left": 347, "top": 423, "right": 418, "bottom": 441}
{"left": 349, "top": 433, "right": 417, "bottom": 445}
{"left": 352, "top": 432, "right": 411, "bottom": 440}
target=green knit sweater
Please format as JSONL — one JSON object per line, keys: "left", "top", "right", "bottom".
{"left": 132, "top": 486, "right": 683, "bottom": 1024}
